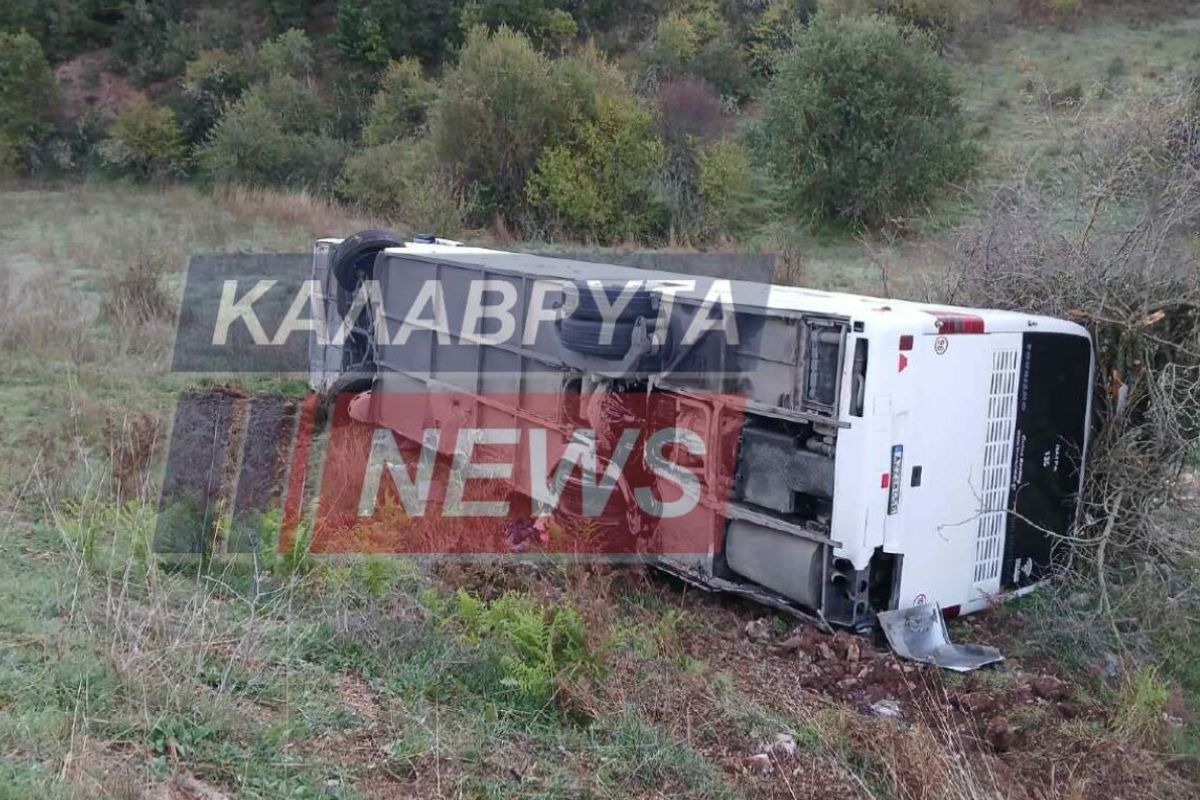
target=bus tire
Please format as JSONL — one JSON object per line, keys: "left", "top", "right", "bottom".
{"left": 559, "top": 315, "right": 644, "bottom": 358}
{"left": 568, "top": 280, "right": 655, "bottom": 321}
{"left": 332, "top": 229, "right": 403, "bottom": 294}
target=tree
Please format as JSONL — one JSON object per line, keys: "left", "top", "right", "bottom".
{"left": 0, "top": 31, "right": 57, "bottom": 173}
{"left": 527, "top": 93, "right": 665, "bottom": 242}
{"left": 362, "top": 58, "right": 438, "bottom": 145}
{"left": 430, "top": 26, "right": 576, "bottom": 221}
{"left": 0, "top": 0, "right": 122, "bottom": 60}
{"left": 256, "top": 28, "right": 314, "bottom": 79}
{"left": 175, "top": 50, "right": 252, "bottom": 145}
{"left": 456, "top": 0, "right": 579, "bottom": 50}
{"left": 335, "top": 0, "right": 456, "bottom": 67}
{"left": 259, "top": 0, "right": 316, "bottom": 32}
{"left": 198, "top": 76, "right": 347, "bottom": 189}
{"left": 336, "top": 139, "right": 466, "bottom": 234}
{"left": 759, "top": 14, "right": 975, "bottom": 224}
{"left": 98, "top": 99, "right": 187, "bottom": 179}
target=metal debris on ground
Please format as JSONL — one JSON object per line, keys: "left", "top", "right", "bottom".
{"left": 869, "top": 699, "right": 902, "bottom": 719}
{"left": 877, "top": 603, "right": 1003, "bottom": 672}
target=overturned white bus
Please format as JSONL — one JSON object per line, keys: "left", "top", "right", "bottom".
{"left": 309, "top": 231, "right": 1094, "bottom": 634}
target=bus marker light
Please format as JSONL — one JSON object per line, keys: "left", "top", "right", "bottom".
{"left": 929, "top": 311, "right": 985, "bottom": 334}
{"left": 899, "top": 335, "right": 913, "bottom": 351}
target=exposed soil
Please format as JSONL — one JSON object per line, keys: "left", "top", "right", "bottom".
{"left": 657, "top": 583, "right": 1195, "bottom": 800}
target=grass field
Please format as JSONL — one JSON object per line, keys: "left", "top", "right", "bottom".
{"left": 2, "top": 6, "right": 1200, "bottom": 798}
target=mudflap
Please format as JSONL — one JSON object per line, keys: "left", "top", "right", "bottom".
{"left": 877, "top": 603, "right": 1003, "bottom": 672}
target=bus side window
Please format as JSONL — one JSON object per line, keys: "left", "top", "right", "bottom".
{"left": 850, "top": 339, "right": 868, "bottom": 417}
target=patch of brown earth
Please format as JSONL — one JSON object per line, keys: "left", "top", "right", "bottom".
{"left": 665, "top": 586, "right": 1195, "bottom": 800}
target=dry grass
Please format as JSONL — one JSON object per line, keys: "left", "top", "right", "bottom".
{"left": 0, "top": 264, "right": 97, "bottom": 362}
{"left": 211, "top": 184, "right": 396, "bottom": 239}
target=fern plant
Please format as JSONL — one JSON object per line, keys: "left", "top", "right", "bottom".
{"left": 453, "top": 589, "right": 599, "bottom": 708}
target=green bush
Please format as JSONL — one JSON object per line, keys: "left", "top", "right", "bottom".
{"left": 0, "top": 31, "right": 57, "bottom": 175}
{"left": 198, "top": 77, "right": 347, "bottom": 189}
{"left": 175, "top": 50, "right": 251, "bottom": 145}
{"left": 112, "top": 2, "right": 247, "bottom": 84}
{"left": 552, "top": 43, "right": 630, "bottom": 118}
{"left": 362, "top": 58, "right": 438, "bottom": 145}
{"left": 0, "top": 0, "right": 121, "bottom": 60}
{"left": 458, "top": 0, "right": 579, "bottom": 50}
{"left": 745, "top": 0, "right": 817, "bottom": 75}
{"left": 336, "top": 140, "right": 466, "bottom": 235}
{"left": 527, "top": 93, "right": 665, "bottom": 242}
{"left": 97, "top": 100, "right": 187, "bottom": 179}
{"left": 259, "top": 0, "right": 316, "bottom": 31}
{"left": 646, "top": 6, "right": 754, "bottom": 102}
{"left": 696, "top": 136, "right": 753, "bottom": 240}
{"left": 690, "top": 31, "right": 756, "bottom": 103}
{"left": 647, "top": 12, "right": 701, "bottom": 75}
{"left": 454, "top": 589, "right": 599, "bottom": 709}
{"left": 759, "top": 14, "right": 975, "bottom": 225}
{"left": 879, "top": 0, "right": 961, "bottom": 46}
{"left": 251, "top": 74, "right": 330, "bottom": 134}
{"left": 256, "top": 28, "right": 314, "bottom": 79}
{"left": 336, "top": 0, "right": 456, "bottom": 67}
{"left": 430, "top": 26, "right": 576, "bottom": 221}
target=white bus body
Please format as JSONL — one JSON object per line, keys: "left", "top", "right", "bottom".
{"left": 311, "top": 237, "right": 1094, "bottom": 628}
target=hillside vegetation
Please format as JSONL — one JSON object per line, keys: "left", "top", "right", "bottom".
{"left": 0, "top": 0, "right": 1164, "bottom": 242}
{"left": 2, "top": 1, "right": 1200, "bottom": 798}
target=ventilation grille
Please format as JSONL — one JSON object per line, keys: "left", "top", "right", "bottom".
{"left": 974, "top": 348, "right": 1019, "bottom": 586}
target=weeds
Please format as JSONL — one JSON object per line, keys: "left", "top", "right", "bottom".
{"left": 98, "top": 246, "right": 177, "bottom": 335}
{"left": 452, "top": 589, "right": 604, "bottom": 712}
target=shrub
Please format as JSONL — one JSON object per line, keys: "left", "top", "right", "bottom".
{"left": 336, "top": 140, "right": 466, "bottom": 235}
{"left": 657, "top": 78, "right": 729, "bottom": 145}
{"left": 198, "top": 78, "right": 348, "bottom": 189}
{"left": 362, "top": 58, "right": 438, "bottom": 145}
{"left": 0, "top": 0, "right": 121, "bottom": 60}
{"left": 457, "top": 0, "right": 579, "bottom": 50}
{"left": 430, "top": 26, "right": 576, "bottom": 222}
{"left": 97, "top": 99, "right": 187, "bottom": 179}
{"left": 1050, "top": 0, "right": 1084, "bottom": 20}
{"left": 878, "top": 0, "right": 961, "bottom": 46}
{"left": 256, "top": 28, "right": 314, "bottom": 79}
{"left": 335, "top": 0, "right": 456, "bottom": 67}
{"left": 251, "top": 74, "right": 330, "bottom": 134}
{"left": 647, "top": 12, "right": 701, "bottom": 75}
{"left": 176, "top": 50, "right": 251, "bottom": 145}
{"left": 646, "top": 6, "right": 754, "bottom": 102}
{"left": 745, "top": 0, "right": 817, "bottom": 75}
{"left": 689, "top": 30, "right": 756, "bottom": 103}
{"left": 541, "top": 8, "right": 578, "bottom": 52}
{"left": 527, "top": 93, "right": 665, "bottom": 242}
{"left": 454, "top": 589, "right": 600, "bottom": 709}
{"left": 696, "top": 136, "right": 753, "bottom": 240}
{"left": 552, "top": 43, "right": 629, "bottom": 118}
{"left": 335, "top": 0, "right": 391, "bottom": 68}
{"left": 99, "top": 247, "right": 177, "bottom": 330}
{"left": 0, "top": 31, "right": 57, "bottom": 174}
{"left": 759, "top": 14, "right": 975, "bottom": 225}
{"left": 259, "top": 0, "right": 315, "bottom": 31}
{"left": 656, "top": 78, "right": 740, "bottom": 242}
{"left": 112, "top": 2, "right": 247, "bottom": 84}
